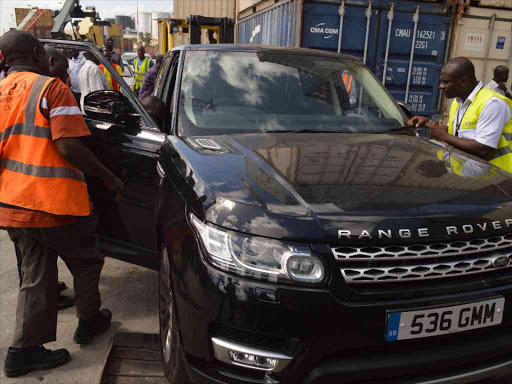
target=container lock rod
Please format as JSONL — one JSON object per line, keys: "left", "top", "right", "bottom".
{"left": 382, "top": 3, "right": 395, "bottom": 85}
{"left": 405, "top": 6, "right": 420, "bottom": 103}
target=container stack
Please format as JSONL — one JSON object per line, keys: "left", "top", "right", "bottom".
{"left": 236, "top": 0, "right": 512, "bottom": 118}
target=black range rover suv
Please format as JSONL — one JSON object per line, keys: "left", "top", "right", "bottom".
{"left": 43, "top": 40, "right": 512, "bottom": 384}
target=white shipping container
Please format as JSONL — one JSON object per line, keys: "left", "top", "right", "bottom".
{"left": 173, "top": 0, "right": 236, "bottom": 20}
{"left": 474, "top": 0, "right": 512, "bottom": 9}
{"left": 441, "top": 6, "right": 512, "bottom": 119}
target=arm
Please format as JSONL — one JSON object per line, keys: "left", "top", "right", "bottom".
{"left": 421, "top": 98, "right": 508, "bottom": 159}
{"left": 45, "top": 80, "right": 124, "bottom": 193}
{"left": 425, "top": 121, "right": 496, "bottom": 158}
{"left": 54, "top": 138, "right": 124, "bottom": 193}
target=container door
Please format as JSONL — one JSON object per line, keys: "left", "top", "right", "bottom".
{"left": 237, "top": 0, "right": 298, "bottom": 47}
{"left": 302, "top": 2, "right": 380, "bottom": 70}
{"left": 373, "top": 1, "right": 450, "bottom": 117}
{"left": 441, "top": 6, "right": 512, "bottom": 120}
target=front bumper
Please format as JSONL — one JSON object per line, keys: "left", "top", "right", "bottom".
{"left": 172, "top": 235, "right": 512, "bottom": 384}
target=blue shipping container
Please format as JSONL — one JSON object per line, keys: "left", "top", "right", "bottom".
{"left": 237, "top": 0, "right": 298, "bottom": 47}
{"left": 237, "top": 0, "right": 450, "bottom": 117}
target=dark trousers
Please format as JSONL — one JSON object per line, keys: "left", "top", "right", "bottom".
{"left": 7, "top": 215, "right": 104, "bottom": 348}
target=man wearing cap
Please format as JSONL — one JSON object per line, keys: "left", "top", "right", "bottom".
{"left": 0, "top": 30, "right": 124, "bottom": 377}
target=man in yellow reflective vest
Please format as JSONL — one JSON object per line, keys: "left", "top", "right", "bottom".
{"left": 409, "top": 57, "right": 512, "bottom": 173}
{"left": 134, "top": 46, "right": 153, "bottom": 95}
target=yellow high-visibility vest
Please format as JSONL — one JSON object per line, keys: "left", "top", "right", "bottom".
{"left": 448, "top": 87, "right": 512, "bottom": 173}
{"left": 134, "top": 57, "right": 152, "bottom": 91}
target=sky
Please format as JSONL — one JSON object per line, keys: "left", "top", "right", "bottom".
{"left": 0, "top": 0, "right": 173, "bottom": 34}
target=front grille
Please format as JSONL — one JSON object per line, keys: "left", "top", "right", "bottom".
{"left": 332, "top": 234, "right": 512, "bottom": 284}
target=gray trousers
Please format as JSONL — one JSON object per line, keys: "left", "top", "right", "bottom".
{"left": 7, "top": 215, "right": 104, "bottom": 348}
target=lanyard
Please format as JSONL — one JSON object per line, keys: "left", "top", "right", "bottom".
{"left": 454, "top": 105, "right": 469, "bottom": 137}
{"left": 455, "top": 89, "right": 481, "bottom": 136}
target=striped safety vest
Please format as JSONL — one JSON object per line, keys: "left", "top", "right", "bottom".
{"left": 99, "top": 63, "right": 122, "bottom": 92}
{"left": 342, "top": 73, "right": 353, "bottom": 94}
{"left": 448, "top": 87, "right": 512, "bottom": 173}
{"left": 0, "top": 72, "right": 91, "bottom": 216}
{"left": 134, "top": 57, "right": 152, "bottom": 91}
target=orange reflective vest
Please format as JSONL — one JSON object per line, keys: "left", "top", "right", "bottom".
{"left": 0, "top": 72, "right": 91, "bottom": 216}
{"left": 99, "top": 64, "right": 123, "bottom": 92}
{"left": 342, "top": 74, "right": 353, "bottom": 93}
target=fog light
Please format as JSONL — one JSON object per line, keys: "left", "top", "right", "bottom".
{"left": 283, "top": 252, "right": 324, "bottom": 283}
{"left": 228, "top": 351, "right": 279, "bottom": 370}
{"left": 211, "top": 337, "right": 292, "bottom": 372}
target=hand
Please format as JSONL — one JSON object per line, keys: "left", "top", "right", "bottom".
{"left": 425, "top": 120, "right": 449, "bottom": 141}
{"left": 105, "top": 176, "right": 124, "bottom": 195}
{"left": 408, "top": 115, "right": 430, "bottom": 128}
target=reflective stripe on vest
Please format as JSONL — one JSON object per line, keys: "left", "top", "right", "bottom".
{"left": 0, "top": 72, "right": 91, "bottom": 216}
{"left": 134, "top": 57, "right": 151, "bottom": 90}
{"left": 448, "top": 87, "right": 512, "bottom": 173}
{"left": 342, "top": 74, "right": 353, "bottom": 94}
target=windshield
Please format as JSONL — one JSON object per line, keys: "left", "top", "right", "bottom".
{"left": 177, "top": 51, "right": 405, "bottom": 136}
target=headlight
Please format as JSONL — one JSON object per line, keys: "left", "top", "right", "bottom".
{"left": 190, "top": 214, "right": 326, "bottom": 285}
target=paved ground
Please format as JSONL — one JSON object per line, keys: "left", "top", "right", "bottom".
{"left": 0, "top": 230, "right": 160, "bottom": 384}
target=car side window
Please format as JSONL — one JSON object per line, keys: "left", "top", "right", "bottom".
{"left": 160, "top": 53, "right": 180, "bottom": 135}
{"left": 154, "top": 56, "right": 174, "bottom": 99}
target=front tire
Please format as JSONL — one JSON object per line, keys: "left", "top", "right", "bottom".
{"left": 159, "top": 246, "right": 190, "bottom": 383}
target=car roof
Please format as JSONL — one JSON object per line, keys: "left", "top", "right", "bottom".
{"left": 170, "top": 44, "right": 359, "bottom": 60}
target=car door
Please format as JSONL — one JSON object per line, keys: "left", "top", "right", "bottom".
{"left": 42, "top": 40, "right": 166, "bottom": 269}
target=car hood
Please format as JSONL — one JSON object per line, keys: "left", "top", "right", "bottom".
{"left": 177, "top": 133, "right": 512, "bottom": 245}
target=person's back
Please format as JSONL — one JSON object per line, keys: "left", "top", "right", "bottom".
{"left": 78, "top": 51, "right": 108, "bottom": 110}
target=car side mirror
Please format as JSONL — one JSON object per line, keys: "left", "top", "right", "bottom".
{"left": 397, "top": 101, "right": 413, "bottom": 119}
{"left": 84, "top": 90, "right": 140, "bottom": 124}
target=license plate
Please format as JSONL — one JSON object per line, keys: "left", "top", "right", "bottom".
{"left": 386, "top": 298, "right": 505, "bottom": 341}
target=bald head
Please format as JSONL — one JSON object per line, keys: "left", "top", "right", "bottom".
{"left": 494, "top": 65, "right": 509, "bottom": 83}
{"left": 45, "top": 46, "right": 69, "bottom": 80}
{"left": 443, "top": 57, "right": 477, "bottom": 82}
{"left": 141, "top": 96, "right": 166, "bottom": 127}
{"left": 440, "top": 57, "right": 478, "bottom": 100}
{"left": 0, "top": 30, "right": 49, "bottom": 74}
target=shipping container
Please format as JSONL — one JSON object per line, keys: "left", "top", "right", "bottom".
{"left": 174, "top": 0, "right": 236, "bottom": 20}
{"left": 440, "top": 4, "right": 512, "bottom": 120}
{"left": 237, "top": 0, "right": 299, "bottom": 46}
{"left": 15, "top": 8, "right": 55, "bottom": 28}
{"left": 237, "top": 0, "right": 451, "bottom": 117}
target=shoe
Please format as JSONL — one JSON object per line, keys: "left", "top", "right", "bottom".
{"left": 58, "top": 281, "right": 67, "bottom": 292}
{"left": 57, "top": 294, "right": 75, "bottom": 311}
{"left": 3, "top": 345, "right": 70, "bottom": 378}
{"left": 73, "top": 308, "right": 112, "bottom": 345}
